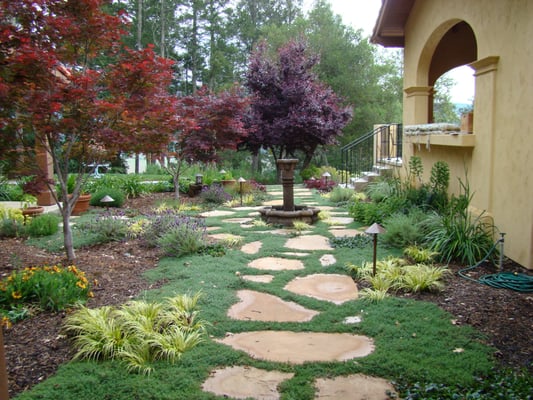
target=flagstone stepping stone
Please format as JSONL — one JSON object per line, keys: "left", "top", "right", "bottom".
{"left": 263, "top": 199, "right": 283, "bottom": 206}
{"left": 319, "top": 254, "right": 336, "bottom": 266}
{"left": 284, "top": 234, "right": 333, "bottom": 251}
{"left": 209, "top": 233, "right": 244, "bottom": 242}
{"left": 206, "top": 226, "right": 221, "bottom": 232}
{"left": 200, "top": 210, "right": 235, "bottom": 217}
{"left": 328, "top": 216, "right": 354, "bottom": 224}
{"left": 240, "top": 240, "right": 262, "bottom": 254}
{"left": 317, "top": 206, "right": 335, "bottom": 211}
{"left": 314, "top": 374, "right": 398, "bottom": 400}
{"left": 223, "top": 217, "right": 254, "bottom": 224}
{"left": 202, "top": 365, "right": 294, "bottom": 400}
{"left": 268, "top": 191, "right": 283, "bottom": 196}
{"left": 284, "top": 274, "right": 358, "bottom": 304}
{"left": 228, "top": 290, "right": 319, "bottom": 322}
{"left": 241, "top": 274, "right": 274, "bottom": 283}
{"left": 280, "top": 252, "right": 310, "bottom": 257}
{"left": 216, "top": 331, "right": 374, "bottom": 364}
{"left": 233, "top": 206, "right": 264, "bottom": 211}
{"left": 329, "top": 229, "right": 365, "bottom": 238}
{"left": 248, "top": 257, "right": 305, "bottom": 271}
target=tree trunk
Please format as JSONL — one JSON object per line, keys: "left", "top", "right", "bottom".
{"left": 62, "top": 202, "right": 76, "bottom": 262}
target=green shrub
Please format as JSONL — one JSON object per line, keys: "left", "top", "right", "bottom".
{"left": 328, "top": 186, "right": 354, "bottom": 204}
{"left": 366, "top": 179, "right": 396, "bottom": 203}
{"left": 0, "top": 264, "right": 92, "bottom": 314}
{"left": 77, "top": 210, "right": 130, "bottom": 243}
{"left": 119, "top": 175, "right": 146, "bottom": 198}
{"left": 382, "top": 209, "right": 430, "bottom": 248}
{"left": 26, "top": 213, "right": 60, "bottom": 237}
{"left": 199, "top": 184, "right": 232, "bottom": 205}
{"left": 403, "top": 244, "right": 439, "bottom": 263}
{"left": 157, "top": 220, "right": 207, "bottom": 257}
{"left": 90, "top": 187, "right": 125, "bottom": 207}
{"left": 63, "top": 294, "right": 206, "bottom": 374}
{"left": 426, "top": 179, "right": 496, "bottom": 265}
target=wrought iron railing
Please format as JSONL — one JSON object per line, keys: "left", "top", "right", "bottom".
{"left": 340, "top": 124, "right": 403, "bottom": 185}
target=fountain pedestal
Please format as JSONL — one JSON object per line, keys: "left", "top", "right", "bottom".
{"left": 258, "top": 159, "right": 320, "bottom": 227}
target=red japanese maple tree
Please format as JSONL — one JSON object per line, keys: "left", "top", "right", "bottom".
{"left": 167, "top": 85, "right": 249, "bottom": 199}
{"left": 0, "top": 0, "right": 176, "bottom": 261}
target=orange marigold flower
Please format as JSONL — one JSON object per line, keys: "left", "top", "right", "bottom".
{"left": 88, "top": 291, "right": 94, "bottom": 298}
{"left": 12, "top": 291, "right": 22, "bottom": 300}
{"left": 68, "top": 265, "right": 78, "bottom": 274}
{"left": 76, "top": 281, "right": 87, "bottom": 289}
{"left": 53, "top": 265, "right": 62, "bottom": 273}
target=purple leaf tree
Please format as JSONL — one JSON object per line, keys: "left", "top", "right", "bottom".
{"left": 245, "top": 38, "right": 352, "bottom": 178}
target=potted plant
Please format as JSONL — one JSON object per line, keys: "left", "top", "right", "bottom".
{"left": 20, "top": 194, "right": 44, "bottom": 220}
{"left": 220, "top": 170, "right": 236, "bottom": 187}
{"left": 65, "top": 175, "right": 92, "bottom": 216}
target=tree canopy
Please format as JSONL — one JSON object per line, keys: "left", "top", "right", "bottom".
{"left": 0, "top": 0, "right": 177, "bottom": 260}
{"left": 245, "top": 38, "right": 352, "bottom": 173}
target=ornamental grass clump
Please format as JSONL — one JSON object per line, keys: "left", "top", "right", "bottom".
{"left": 346, "top": 256, "right": 450, "bottom": 301}
{"left": 0, "top": 265, "right": 92, "bottom": 318}
{"left": 63, "top": 293, "right": 206, "bottom": 375}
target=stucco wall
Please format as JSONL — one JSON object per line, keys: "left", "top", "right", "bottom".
{"left": 401, "top": 0, "right": 533, "bottom": 268}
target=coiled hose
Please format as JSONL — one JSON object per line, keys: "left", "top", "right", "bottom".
{"left": 458, "top": 234, "right": 533, "bottom": 292}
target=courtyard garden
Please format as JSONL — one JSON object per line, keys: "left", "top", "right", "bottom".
{"left": 1, "top": 169, "right": 531, "bottom": 399}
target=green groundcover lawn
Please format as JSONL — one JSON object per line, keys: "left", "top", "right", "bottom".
{"left": 13, "top": 185, "right": 513, "bottom": 399}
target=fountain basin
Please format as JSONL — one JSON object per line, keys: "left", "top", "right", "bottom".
{"left": 258, "top": 205, "right": 320, "bottom": 226}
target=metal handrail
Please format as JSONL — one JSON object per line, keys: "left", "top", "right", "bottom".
{"left": 340, "top": 124, "right": 402, "bottom": 185}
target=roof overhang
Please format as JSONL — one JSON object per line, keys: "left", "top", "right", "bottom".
{"left": 371, "top": 0, "right": 415, "bottom": 47}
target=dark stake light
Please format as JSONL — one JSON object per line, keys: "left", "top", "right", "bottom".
{"left": 238, "top": 177, "right": 246, "bottom": 206}
{"left": 365, "top": 223, "right": 386, "bottom": 276}
{"left": 195, "top": 174, "right": 203, "bottom": 185}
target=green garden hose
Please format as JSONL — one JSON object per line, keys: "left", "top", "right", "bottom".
{"left": 458, "top": 235, "right": 533, "bottom": 293}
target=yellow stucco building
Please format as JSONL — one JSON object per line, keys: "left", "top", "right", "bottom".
{"left": 372, "top": 0, "right": 533, "bottom": 269}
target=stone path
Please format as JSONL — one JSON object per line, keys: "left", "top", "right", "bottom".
{"left": 203, "top": 185, "right": 398, "bottom": 400}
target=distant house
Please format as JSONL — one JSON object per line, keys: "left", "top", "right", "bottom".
{"left": 372, "top": 0, "right": 533, "bottom": 269}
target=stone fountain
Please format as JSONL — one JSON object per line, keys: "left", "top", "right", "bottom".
{"left": 258, "top": 159, "right": 320, "bottom": 226}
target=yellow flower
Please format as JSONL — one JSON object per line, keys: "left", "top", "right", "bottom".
{"left": 76, "top": 281, "right": 87, "bottom": 290}
{"left": 53, "top": 265, "right": 62, "bottom": 273}
{"left": 11, "top": 291, "right": 22, "bottom": 300}
{"left": 93, "top": 279, "right": 99, "bottom": 286}
{"left": 68, "top": 265, "right": 78, "bottom": 274}
{"left": 88, "top": 291, "right": 94, "bottom": 298}
{"left": 1, "top": 317, "right": 12, "bottom": 329}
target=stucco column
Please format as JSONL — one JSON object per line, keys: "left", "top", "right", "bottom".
{"left": 403, "top": 86, "right": 433, "bottom": 125}
{"left": 35, "top": 138, "right": 56, "bottom": 206}
{"left": 277, "top": 159, "right": 298, "bottom": 212}
{"left": 469, "top": 56, "right": 500, "bottom": 212}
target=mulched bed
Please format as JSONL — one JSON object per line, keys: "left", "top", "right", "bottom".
{"left": 1, "top": 192, "right": 532, "bottom": 397}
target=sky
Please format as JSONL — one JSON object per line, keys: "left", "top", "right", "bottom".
{"left": 302, "top": 0, "right": 475, "bottom": 104}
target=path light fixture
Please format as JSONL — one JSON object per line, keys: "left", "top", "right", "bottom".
{"left": 195, "top": 174, "right": 203, "bottom": 185}
{"left": 365, "top": 223, "right": 386, "bottom": 276}
{"left": 238, "top": 177, "right": 246, "bottom": 206}
{"left": 100, "top": 195, "right": 114, "bottom": 210}
{"left": 322, "top": 171, "right": 331, "bottom": 188}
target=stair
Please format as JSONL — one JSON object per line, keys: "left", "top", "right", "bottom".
{"left": 350, "top": 165, "right": 395, "bottom": 192}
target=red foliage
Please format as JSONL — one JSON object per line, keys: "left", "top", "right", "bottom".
{"left": 174, "top": 85, "right": 250, "bottom": 163}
